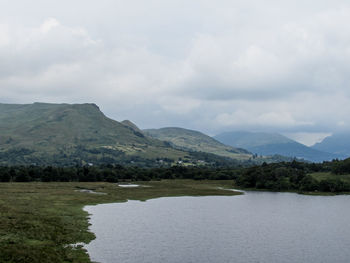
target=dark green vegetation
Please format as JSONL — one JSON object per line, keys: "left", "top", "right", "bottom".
{"left": 233, "top": 157, "right": 350, "bottom": 193}
{"left": 2, "top": 157, "right": 350, "bottom": 192}
{"left": 235, "top": 161, "right": 350, "bottom": 193}
{"left": 214, "top": 131, "right": 340, "bottom": 162}
{"left": 144, "top": 127, "right": 251, "bottom": 160}
{"left": 0, "top": 180, "right": 240, "bottom": 263}
{"left": 331, "top": 158, "right": 350, "bottom": 175}
{"left": 2, "top": 157, "right": 350, "bottom": 262}
{"left": 0, "top": 165, "right": 244, "bottom": 182}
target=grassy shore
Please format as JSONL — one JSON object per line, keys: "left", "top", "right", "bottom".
{"left": 0, "top": 180, "right": 240, "bottom": 263}
{"left": 310, "top": 172, "right": 350, "bottom": 184}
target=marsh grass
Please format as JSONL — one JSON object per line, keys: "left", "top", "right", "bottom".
{"left": 310, "top": 172, "right": 350, "bottom": 183}
{"left": 0, "top": 180, "right": 239, "bottom": 263}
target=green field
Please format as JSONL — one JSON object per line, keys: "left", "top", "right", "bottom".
{"left": 0, "top": 180, "right": 240, "bottom": 263}
{"left": 310, "top": 172, "right": 350, "bottom": 183}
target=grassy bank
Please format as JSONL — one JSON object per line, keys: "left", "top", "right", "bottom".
{"left": 310, "top": 172, "right": 350, "bottom": 183}
{"left": 0, "top": 180, "right": 240, "bottom": 263}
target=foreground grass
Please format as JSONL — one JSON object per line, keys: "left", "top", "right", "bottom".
{"left": 0, "top": 180, "right": 239, "bottom": 263}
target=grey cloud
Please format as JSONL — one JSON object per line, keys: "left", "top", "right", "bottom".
{"left": 0, "top": 19, "right": 99, "bottom": 78}
{"left": 1, "top": 0, "right": 350, "bottom": 141}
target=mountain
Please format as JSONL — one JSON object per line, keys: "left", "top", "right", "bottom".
{"left": 312, "top": 133, "right": 350, "bottom": 158}
{"left": 214, "top": 131, "right": 339, "bottom": 162}
{"left": 0, "top": 102, "right": 308, "bottom": 166}
{"left": 143, "top": 127, "right": 252, "bottom": 160}
{"left": 121, "top": 120, "right": 142, "bottom": 133}
{"left": 0, "top": 103, "right": 188, "bottom": 166}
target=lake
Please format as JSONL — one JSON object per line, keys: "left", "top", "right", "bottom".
{"left": 84, "top": 191, "right": 350, "bottom": 263}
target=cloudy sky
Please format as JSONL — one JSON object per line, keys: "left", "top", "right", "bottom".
{"left": 1, "top": 0, "right": 350, "bottom": 145}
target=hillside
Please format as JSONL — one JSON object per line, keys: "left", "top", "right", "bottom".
{"left": 214, "top": 131, "right": 339, "bottom": 162}
{"left": 0, "top": 103, "right": 302, "bottom": 166}
{"left": 312, "top": 133, "right": 350, "bottom": 158}
{"left": 0, "top": 103, "right": 187, "bottom": 166}
{"left": 143, "top": 127, "right": 252, "bottom": 160}
{"left": 121, "top": 120, "right": 142, "bottom": 133}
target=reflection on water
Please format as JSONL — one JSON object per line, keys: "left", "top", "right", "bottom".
{"left": 85, "top": 191, "right": 350, "bottom": 263}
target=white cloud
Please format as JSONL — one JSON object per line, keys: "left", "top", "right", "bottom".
{"left": 1, "top": 1, "right": 350, "bottom": 140}
{"left": 171, "top": 7, "right": 350, "bottom": 102}
{"left": 216, "top": 110, "right": 312, "bottom": 128}
{"left": 0, "top": 24, "right": 10, "bottom": 47}
{"left": 0, "top": 18, "right": 174, "bottom": 105}
{"left": 158, "top": 96, "right": 201, "bottom": 114}
{"left": 337, "top": 121, "right": 346, "bottom": 127}
{"left": 40, "top": 18, "right": 60, "bottom": 33}
{"left": 284, "top": 132, "right": 332, "bottom": 146}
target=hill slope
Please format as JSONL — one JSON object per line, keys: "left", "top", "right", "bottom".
{"left": 121, "top": 120, "right": 142, "bottom": 133}
{"left": 214, "top": 131, "right": 339, "bottom": 162}
{"left": 143, "top": 127, "right": 252, "bottom": 160}
{"left": 0, "top": 103, "right": 186, "bottom": 165}
{"left": 312, "top": 133, "right": 350, "bottom": 158}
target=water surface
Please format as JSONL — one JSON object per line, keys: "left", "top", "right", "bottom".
{"left": 85, "top": 191, "right": 350, "bottom": 263}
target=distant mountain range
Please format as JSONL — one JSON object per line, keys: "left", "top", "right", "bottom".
{"left": 311, "top": 133, "right": 350, "bottom": 158}
{"left": 0, "top": 102, "right": 261, "bottom": 166}
{"left": 214, "top": 131, "right": 342, "bottom": 163}
{"left": 1, "top": 102, "right": 346, "bottom": 166}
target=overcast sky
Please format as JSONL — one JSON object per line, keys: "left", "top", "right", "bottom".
{"left": 1, "top": 0, "right": 350, "bottom": 145}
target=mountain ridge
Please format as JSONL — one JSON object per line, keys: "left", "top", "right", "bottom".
{"left": 312, "top": 133, "right": 350, "bottom": 158}
{"left": 214, "top": 131, "right": 340, "bottom": 162}
{"left": 144, "top": 127, "right": 252, "bottom": 160}
{"left": 0, "top": 102, "right": 187, "bottom": 165}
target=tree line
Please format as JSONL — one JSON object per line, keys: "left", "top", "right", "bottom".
{"left": 235, "top": 161, "right": 350, "bottom": 192}
{"left": 1, "top": 159, "right": 350, "bottom": 193}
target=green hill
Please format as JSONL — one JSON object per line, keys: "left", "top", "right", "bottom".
{"left": 143, "top": 127, "right": 252, "bottom": 160}
{"left": 121, "top": 120, "right": 143, "bottom": 133}
{"left": 0, "top": 103, "right": 187, "bottom": 166}
{"left": 0, "top": 103, "right": 295, "bottom": 166}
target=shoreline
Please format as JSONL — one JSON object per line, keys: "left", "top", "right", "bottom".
{"left": 82, "top": 190, "right": 350, "bottom": 263}
{"left": 0, "top": 180, "right": 240, "bottom": 262}
{"left": 1, "top": 179, "right": 349, "bottom": 262}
